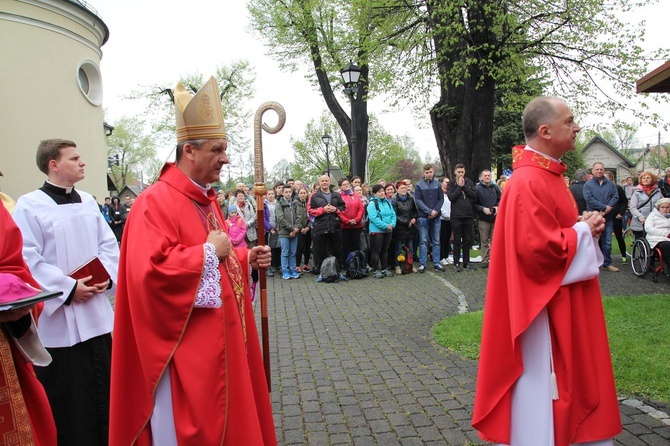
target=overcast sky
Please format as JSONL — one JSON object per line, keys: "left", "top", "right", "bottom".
{"left": 94, "top": 1, "right": 670, "bottom": 171}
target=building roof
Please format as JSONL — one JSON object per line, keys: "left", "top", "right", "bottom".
{"left": 580, "top": 136, "right": 636, "bottom": 167}
{"left": 63, "top": 0, "right": 109, "bottom": 44}
{"left": 118, "top": 185, "right": 143, "bottom": 197}
{"left": 636, "top": 61, "right": 670, "bottom": 93}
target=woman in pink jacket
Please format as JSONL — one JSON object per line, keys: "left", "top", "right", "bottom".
{"left": 339, "top": 178, "right": 365, "bottom": 265}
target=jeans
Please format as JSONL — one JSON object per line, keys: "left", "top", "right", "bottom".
{"left": 598, "top": 218, "right": 614, "bottom": 267}
{"left": 395, "top": 239, "right": 415, "bottom": 261}
{"left": 440, "top": 219, "right": 452, "bottom": 260}
{"left": 280, "top": 236, "right": 298, "bottom": 274}
{"left": 418, "top": 217, "right": 441, "bottom": 266}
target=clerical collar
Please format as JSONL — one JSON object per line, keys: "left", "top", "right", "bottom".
{"left": 45, "top": 180, "right": 74, "bottom": 194}
{"left": 188, "top": 178, "right": 212, "bottom": 196}
{"left": 524, "top": 146, "right": 561, "bottom": 163}
{"left": 40, "top": 181, "right": 82, "bottom": 205}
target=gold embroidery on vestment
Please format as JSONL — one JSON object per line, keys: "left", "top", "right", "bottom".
{"left": 531, "top": 153, "right": 551, "bottom": 170}
{"left": 0, "top": 330, "right": 36, "bottom": 445}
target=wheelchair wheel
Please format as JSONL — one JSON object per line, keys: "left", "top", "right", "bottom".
{"left": 623, "top": 228, "right": 635, "bottom": 259}
{"left": 631, "top": 238, "right": 651, "bottom": 277}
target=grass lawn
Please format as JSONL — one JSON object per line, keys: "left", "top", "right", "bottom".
{"left": 433, "top": 294, "right": 670, "bottom": 402}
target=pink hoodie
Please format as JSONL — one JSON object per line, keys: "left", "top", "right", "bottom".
{"left": 226, "top": 214, "right": 247, "bottom": 247}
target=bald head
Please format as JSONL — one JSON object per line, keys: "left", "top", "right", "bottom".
{"left": 521, "top": 96, "right": 580, "bottom": 158}
{"left": 318, "top": 175, "right": 331, "bottom": 192}
{"left": 523, "top": 96, "right": 564, "bottom": 139}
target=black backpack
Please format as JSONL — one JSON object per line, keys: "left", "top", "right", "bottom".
{"left": 320, "top": 256, "right": 340, "bottom": 283}
{"left": 345, "top": 250, "right": 368, "bottom": 279}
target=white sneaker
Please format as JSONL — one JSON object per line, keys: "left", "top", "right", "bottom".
{"left": 445, "top": 257, "right": 454, "bottom": 265}
{"left": 440, "top": 258, "right": 448, "bottom": 266}
{"left": 470, "top": 256, "right": 482, "bottom": 263}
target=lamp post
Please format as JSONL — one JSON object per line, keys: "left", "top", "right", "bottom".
{"left": 340, "top": 62, "right": 362, "bottom": 178}
{"left": 321, "top": 133, "right": 332, "bottom": 177}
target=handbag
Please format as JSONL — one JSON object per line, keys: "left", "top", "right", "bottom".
{"left": 267, "top": 231, "right": 280, "bottom": 249}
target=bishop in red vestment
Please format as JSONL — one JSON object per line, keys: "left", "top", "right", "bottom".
{"left": 109, "top": 77, "right": 276, "bottom": 445}
{"left": 0, "top": 203, "right": 57, "bottom": 446}
{"left": 472, "top": 97, "right": 622, "bottom": 446}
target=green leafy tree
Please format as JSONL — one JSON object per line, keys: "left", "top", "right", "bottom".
{"left": 268, "top": 159, "right": 295, "bottom": 186}
{"left": 562, "top": 150, "right": 587, "bottom": 182}
{"left": 247, "top": 0, "right": 372, "bottom": 179}
{"left": 106, "top": 116, "right": 158, "bottom": 190}
{"left": 129, "top": 61, "right": 256, "bottom": 183}
{"left": 366, "top": 0, "right": 667, "bottom": 182}
{"left": 291, "top": 111, "right": 414, "bottom": 184}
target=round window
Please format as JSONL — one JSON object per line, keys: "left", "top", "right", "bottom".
{"left": 76, "top": 60, "right": 102, "bottom": 105}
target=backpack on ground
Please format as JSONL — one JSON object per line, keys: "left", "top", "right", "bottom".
{"left": 398, "top": 245, "right": 413, "bottom": 275}
{"left": 345, "top": 250, "right": 369, "bottom": 279}
{"left": 320, "top": 256, "right": 340, "bottom": 283}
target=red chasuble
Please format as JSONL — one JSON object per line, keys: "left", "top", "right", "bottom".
{"left": 472, "top": 147, "right": 621, "bottom": 445}
{"left": 109, "top": 163, "right": 276, "bottom": 445}
{"left": 0, "top": 204, "right": 57, "bottom": 446}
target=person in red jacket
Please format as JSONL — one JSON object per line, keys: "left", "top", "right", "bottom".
{"left": 338, "top": 178, "right": 364, "bottom": 265}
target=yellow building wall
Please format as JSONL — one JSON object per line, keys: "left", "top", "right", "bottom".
{"left": 0, "top": 0, "right": 109, "bottom": 201}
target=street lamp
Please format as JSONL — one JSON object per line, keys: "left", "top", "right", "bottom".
{"left": 340, "top": 62, "right": 362, "bottom": 177}
{"left": 321, "top": 133, "right": 332, "bottom": 177}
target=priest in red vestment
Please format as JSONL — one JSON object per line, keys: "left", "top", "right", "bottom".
{"left": 472, "top": 97, "right": 622, "bottom": 446}
{"left": 0, "top": 202, "right": 57, "bottom": 446}
{"left": 109, "top": 77, "right": 276, "bottom": 445}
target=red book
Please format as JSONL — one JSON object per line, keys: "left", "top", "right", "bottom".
{"left": 69, "top": 257, "right": 111, "bottom": 286}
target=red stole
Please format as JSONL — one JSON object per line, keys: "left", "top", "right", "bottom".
{"left": 472, "top": 147, "right": 621, "bottom": 445}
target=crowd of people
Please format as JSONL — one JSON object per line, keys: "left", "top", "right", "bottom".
{"left": 211, "top": 152, "right": 670, "bottom": 284}
{"left": 567, "top": 162, "right": 670, "bottom": 267}
{"left": 209, "top": 163, "right": 506, "bottom": 283}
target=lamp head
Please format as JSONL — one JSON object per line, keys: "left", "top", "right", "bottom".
{"left": 340, "top": 62, "right": 361, "bottom": 86}
{"left": 321, "top": 133, "right": 332, "bottom": 146}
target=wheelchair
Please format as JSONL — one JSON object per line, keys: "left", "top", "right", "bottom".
{"left": 630, "top": 237, "right": 670, "bottom": 282}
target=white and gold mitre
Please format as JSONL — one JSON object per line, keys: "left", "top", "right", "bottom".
{"left": 174, "top": 76, "right": 227, "bottom": 143}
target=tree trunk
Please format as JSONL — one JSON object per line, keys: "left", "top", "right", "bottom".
{"left": 430, "top": 78, "right": 495, "bottom": 181}
{"left": 427, "top": 0, "right": 497, "bottom": 181}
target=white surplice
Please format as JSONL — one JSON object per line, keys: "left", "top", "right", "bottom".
{"left": 12, "top": 189, "right": 118, "bottom": 347}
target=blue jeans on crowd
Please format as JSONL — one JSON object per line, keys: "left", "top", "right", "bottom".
{"left": 280, "top": 236, "right": 298, "bottom": 274}
{"left": 418, "top": 217, "right": 441, "bottom": 267}
{"left": 395, "top": 239, "right": 415, "bottom": 260}
{"left": 598, "top": 218, "right": 614, "bottom": 267}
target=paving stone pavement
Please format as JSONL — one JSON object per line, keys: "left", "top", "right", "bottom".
{"left": 259, "top": 256, "right": 670, "bottom": 445}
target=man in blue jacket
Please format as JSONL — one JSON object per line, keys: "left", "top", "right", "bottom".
{"left": 414, "top": 164, "right": 445, "bottom": 272}
{"left": 583, "top": 162, "right": 619, "bottom": 271}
